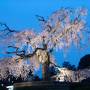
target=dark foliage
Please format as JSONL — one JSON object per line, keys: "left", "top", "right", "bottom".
{"left": 78, "top": 54, "right": 90, "bottom": 69}
{"left": 0, "top": 69, "right": 34, "bottom": 86}
{"left": 62, "top": 61, "right": 76, "bottom": 71}
{"left": 81, "top": 78, "right": 90, "bottom": 83}
{"left": 33, "top": 75, "right": 41, "bottom": 81}
{"left": 49, "top": 65, "right": 57, "bottom": 77}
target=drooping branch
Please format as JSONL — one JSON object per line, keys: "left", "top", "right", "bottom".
{"left": 6, "top": 47, "right": 47, "bottom": 59}
{"left": 0, "top": 23, "right": 18, "bottom": 35}
{"left": 0, "top": 23, "right": 16, "bottom": 32}
{"left": 0, "top": 22, "right": 18, "bottom": 38}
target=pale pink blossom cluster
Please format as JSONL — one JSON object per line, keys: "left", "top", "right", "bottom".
{"left": 12, "top": 8, "right": 86, "bottom": 52}
{"left": 0, "top": 58, "right": 33, "bottom": 79}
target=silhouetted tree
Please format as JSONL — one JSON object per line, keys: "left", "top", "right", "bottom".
{"left": 62, "top": 61, "right": 76, "bottom": 71}
{"left": 78, "top": 54, "right": 90, "bottom": 69}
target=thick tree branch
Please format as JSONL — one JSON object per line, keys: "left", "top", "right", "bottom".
{"left": 36, "top": 15, "right": 47, "bottom": 23}
{"left": 0, "top": 22, "right": 18, "bottom": 36}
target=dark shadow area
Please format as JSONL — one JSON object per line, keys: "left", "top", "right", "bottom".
{"left": 78, "top": 54, "right": 90, "bottom": 69}
{"left": 14, "top": 81, "right": 90, "bottom": 90}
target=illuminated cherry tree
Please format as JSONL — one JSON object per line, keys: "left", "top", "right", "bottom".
{"left": 0, "top": 58, "right": 33, "bottom": 80}
{"left": 0, "top": 8, "right": 88, "bottom": 80}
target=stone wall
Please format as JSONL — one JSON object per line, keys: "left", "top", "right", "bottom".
{"left": 14, "top": 81, "right": 90, "bottom": 90}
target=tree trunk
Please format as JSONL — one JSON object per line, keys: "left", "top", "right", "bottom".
{"left": 42, "top": 53, "right": 50, "bottom": 81}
